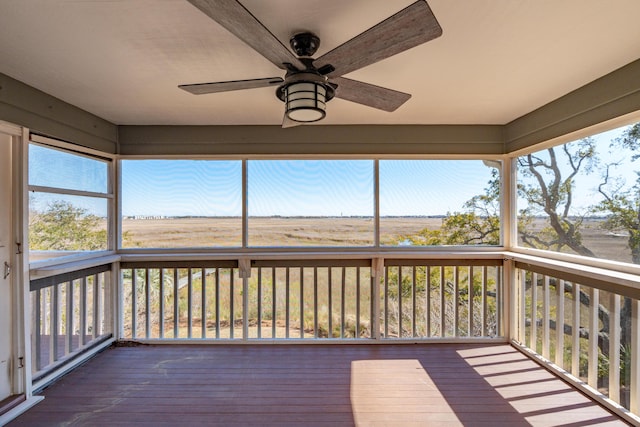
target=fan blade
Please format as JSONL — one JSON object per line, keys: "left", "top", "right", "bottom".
{"left": 179, "top": 77, "right": 283, "bottom": 95}
{"left": 187, "top": 0, "right": 305, "bottom": 70}
{"left": 314, "top": 1, "right": 442, "bottom": 78}
{"left": 332, "top": 77, "right": 410, "bottom": 112}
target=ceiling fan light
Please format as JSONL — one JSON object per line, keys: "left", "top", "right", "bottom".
{"left": 285, "top": 82, "right": 327, "bottom": 123}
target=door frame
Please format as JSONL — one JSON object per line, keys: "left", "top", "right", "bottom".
{"left": 0, "top": 122, "right": 42, "bottom": 424}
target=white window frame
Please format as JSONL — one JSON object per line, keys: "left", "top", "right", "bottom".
{"left": 28, "top": 134, "right": 116, "bottom": 269}
{"left": 117, "top": 155, "right": 506, "bottom": 253}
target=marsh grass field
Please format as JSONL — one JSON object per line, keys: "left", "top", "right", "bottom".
{"left": 122, "top": 216, "right": 633, "bottom": 263}
{"left": 122, "top": 216, "right": 444, "bottom": 248}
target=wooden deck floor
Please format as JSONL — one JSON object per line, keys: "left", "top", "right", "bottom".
{"left": 9, "top": 343, "right": 628, "bottom": 426}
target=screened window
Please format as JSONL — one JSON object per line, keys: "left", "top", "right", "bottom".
{"left": 516, "top": 121, "right": 640, "bottom": 265}
{"left": 379, "top": 160, "right": 501, "bottom": 246}
{"left": 247, "top": 160, "right": 374, "bottom": 246}
{"left": 28, "top": 142, "right": 111, "bottom": 260}
{"left": 29, "top": 144, "right": 108, "bottom": 193}
{"left": 120, "top": 160, "right": 242, "bottom": 248}
{"left": 118, "top": 158, "right": 503, "bottom": 249}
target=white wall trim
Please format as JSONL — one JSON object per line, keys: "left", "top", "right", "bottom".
{"left": 0, "top": 396, "right": 44, "bottom": 426}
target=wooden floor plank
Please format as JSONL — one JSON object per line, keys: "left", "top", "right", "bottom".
{"left": 9, "top": 343, "right": 628, "bottom": 427}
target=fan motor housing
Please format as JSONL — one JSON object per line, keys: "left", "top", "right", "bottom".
{"left": 289, "top": 32, "right": 320, "bottom": 57}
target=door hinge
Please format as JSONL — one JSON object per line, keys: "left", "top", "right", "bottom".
{"left": 15, "top": 241, "right": 22, "bottom": 255}
{"left": 3, "top": 261, "right": 10, "bottom": 280}
{"left": 18, "top": 357, "right": 24, "bottom": 369}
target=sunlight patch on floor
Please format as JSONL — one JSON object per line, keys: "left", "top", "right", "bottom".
{"left": 350, "top": 359, "right": 460, "bottom": 426}
{"left": 457, "top": 347, "right": 625, "bottom": 426}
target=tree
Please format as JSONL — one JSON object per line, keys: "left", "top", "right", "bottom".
{"left": 398, "top": 169, "right": 500, "bottom": 246}
{"left": 594, "top": 123, "right": 640, "bottom": 263}
{"left": 517, "top": 138, "right": 597, "bottom": 256}
{"left": 29, "top": 200, "right": 107, "bottom": 251}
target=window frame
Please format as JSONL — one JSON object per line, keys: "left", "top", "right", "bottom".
{"left": 28, "top": 134, "right": 115, "bottom": 268}
{"left": 509, "top": 116, "right": 640, "bottom": 276}
{"left": 119, "top": 157, "right": 244, "bottom": 249}
{"left": 117, "top": 155, "right": 506, "bottom": 253}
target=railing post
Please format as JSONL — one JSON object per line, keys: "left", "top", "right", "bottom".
{"left": 173, "top": 269, "right": 179, "bottom": 339}
{"left": 588, "top": 287, "right": 599, "bottom": 388}
{"left": 571, "top": 283, "right": 580, "bottom": 378}
{"left": 313, "top": 267, "right": 318, "bottom": 339}
{"left": 453, "top": 266, "right": 459, "bottom": 337}
{"left": 51, "top": 284, "right": 59, "bottom": 366}
{"left": 187, "top": 269, "right": 193, "bottom": 339}
{"left": 609, "top": 293, "right": 621, "bottom": 404}
{"left": 372, "top": 258, "right": 383, "bottom": 340}
{"left": 356, "top": 266, "right": 361, "bottom": 339}
{"left": 503, "top": 258, "right": 514, "bottom": 342}
{"left": 66, "top": 280, "right": 73, "bottom": 355}
{"left": 412, "top": 266, "right": 417, "bottom": 338}
{"left": 631, "top": 298, "right": 640, "bottom": 414}
{"left": 145, "top": 269, "right": 151, "bottom": 339}
{"left": 426, "top": 266, "right": 431, "bottom": 337}
{"left": 530, "top": 273, "right": 537, "bottom": 351}
{"left": 113, "top": 264, "right": 121, "bottom": 340}
{"left": 33, "top": 290, "right": 41, "bottom": 371}
{"left": 201, "top": 268, "right": 206, "bottom": 339}
{"left": 131, "top": 271, "right": 137, "bottom": 339}
{"left": 300, "top": 267, "right": 305, "bottom": 339}
{"left": 542, "top": 275, "right": 550, "bottom": 359}
{"left": 518, "top": 270, "right": 526, "bottom": 344}
{"left": 159, "top": 269, "right": 165, "bottom": 339}
{"left": 239, "top": 258, "right": 251, "bottom": 341}
{"left": 555, "top": 280, "right": 565, "bottom": 368}
{"left": 285, "top": 267, "right": 290, "bottom": 339}
{"left": 80, "top": 276, "right": 87, "bottom": 347}
{"left": 340, "top": 267, "right": 346, "bottom": 339}
{"left": 440, "top": 266, "right": 445, "bottom": 337}
{"left": 468, "top": 266, "right": 474, "bottom": 338}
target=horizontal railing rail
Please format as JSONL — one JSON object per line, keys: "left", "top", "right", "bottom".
{"left": 512, "top": 259, "right": 640, "bottom": 421}
{"left": 120, "top": 256, "right": 505, "bottom": 342}
{"left": 30, "top": 263, "right": 114, "bottom": 382}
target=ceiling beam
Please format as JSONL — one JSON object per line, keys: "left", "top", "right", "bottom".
{"left": 117, "top": 125, "right": 504, "bottom": 156}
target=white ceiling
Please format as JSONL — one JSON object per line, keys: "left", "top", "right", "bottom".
{"left": 1, "top": 0, "right": 640, "bottom": 126}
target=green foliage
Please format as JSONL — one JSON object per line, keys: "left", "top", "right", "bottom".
{"left": 617, "top": 123, "right": 640, "bottom": 158}
{"left": 29, "top": 200, "right": 107, "bottom": 251}
{"left": 398, "top": 169, "right": 501, "bottom": 246}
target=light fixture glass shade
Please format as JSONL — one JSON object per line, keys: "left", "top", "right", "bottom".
{"left": 285, "top": 82, "right": 327, "bottom": 122}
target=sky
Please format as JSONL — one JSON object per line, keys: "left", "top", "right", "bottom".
{"left": 29, "top": 144, "right": 109, "bottom": 216}
{"left": 516, "top": 125, "right": 638, "bottom": 215}
{"left": 28, "top": 122, "right": 638, "bottom": 218}
{"left": 117, "top": 159, "right": 496, "bottom": 217}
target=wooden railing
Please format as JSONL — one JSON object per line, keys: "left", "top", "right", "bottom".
{"left": 29, "top": 253, "right": 640, "bottom": 422}
{"left": 120, "top": 257, "right": 504, "bottom": 341}
{"left": 513, "top": 259, "right": 640, "bottom": 417}
{"left": 30, "top": 264, "right": 113, "bottom": 381}
{"left": 383, "top": 260, "right": 502, "bottom": 339}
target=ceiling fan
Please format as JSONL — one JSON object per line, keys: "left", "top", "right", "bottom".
{"left": 179, "top": 0, "right": 442, "bottom": 126}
